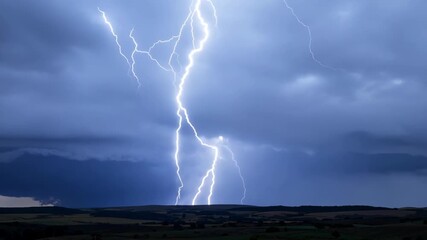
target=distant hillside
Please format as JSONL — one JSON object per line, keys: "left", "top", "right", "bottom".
{"left": 0, "top": 206, "right": 83, "bottom": 215}
{"left": 229, "top": 205, "right": 391, "bottom": 213}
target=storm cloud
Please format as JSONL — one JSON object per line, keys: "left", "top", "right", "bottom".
{"left": 1, "top": 0, "right": 427, "bottom": 207}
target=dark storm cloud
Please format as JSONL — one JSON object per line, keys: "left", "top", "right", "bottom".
{"left": 0, "top": 153, "right": 175, "bottom": 208}
{"left": 0, "top": 0, "right": 179, "bottom": 161}
{"left": 335, "top": 131, "right": 427, "bottom": 155}
{"left": 0, "top": 135, "right": 128, "bottom": 146}
{"left": 233, "top": 147, "right": 427, "bottom": 207}
{"left": 289, "top": 152, "right": 427, "bottom": 175}
{"left": 1, "top": 0, "right": 427, "bottom": 207}
{"left": 0, "top": 1, "right": 102, "bottom": 73}
{"left": 187, "top": 0, "right": 427, "bottom": 149}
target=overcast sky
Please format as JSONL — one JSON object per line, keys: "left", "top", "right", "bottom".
{"left": 1, "top": 0, "right": 427, "bottom": 208}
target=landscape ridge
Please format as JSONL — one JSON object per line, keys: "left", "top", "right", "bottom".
{"left": 1, "top": 204, "right": 427, "bottom": 239}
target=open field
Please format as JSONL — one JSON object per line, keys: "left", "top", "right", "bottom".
{"left": 1, "top": 205, "right": 427, "bottom": 240}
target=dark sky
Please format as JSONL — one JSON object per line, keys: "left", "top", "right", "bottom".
{"left": 1, "top": 0, "right": 427, "bottom": 208}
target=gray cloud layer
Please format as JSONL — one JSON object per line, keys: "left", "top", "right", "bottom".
{"left": 1, "top": 0, "right": 427, "bottom": 207}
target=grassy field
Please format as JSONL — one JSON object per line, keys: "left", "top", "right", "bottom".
{"left": 0, "top": 205, "right": 426, "bottom": 240}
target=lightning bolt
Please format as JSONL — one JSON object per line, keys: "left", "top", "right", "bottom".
{"left": 282, "top": 0, "right": 338, "bottom": 71}
{"left": 173, "top": 0, "right": 219, "bottom": 206}
{"left": 99, "top": 0, "right": 227, "bottom": 206}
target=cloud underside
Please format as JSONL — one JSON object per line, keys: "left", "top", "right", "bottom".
{"left": 0, "top": 0, "right": 427, "bottom": 206}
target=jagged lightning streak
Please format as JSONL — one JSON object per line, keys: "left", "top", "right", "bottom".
{"left": 100, "top": 1, "right": 234, "bottom": 206}
{"left": 282, "top": 0, "right": 337, "bottom": 70}
{"left": 172, "top": 0, "right": 220, "bottom": 206}
{"left": 221, "top": 140, "right": 247, "bottom": 204}
{"left": 98, "top": 8, "right": 140, "bottom": 83}
{"left": 167, "top": 3, "right": 195, "bottom": 85}
{"left": 129, "top": 29, "right": 174, "bottom": 73}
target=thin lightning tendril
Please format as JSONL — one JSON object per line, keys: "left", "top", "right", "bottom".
{"left": 128, "top": 29, "right": 142, "bottom": 87}
{"left": 222, "top": 144, "right": 246, "bottom": 204}
{"left": 207, "top": 0, "right": 218, "bottom": 27}
{"left": 98, "top": 8, "right": 133, "bottom": 78}
{"left": 283, "top": 0, "right": 337, "bottom": 71}
{"left": 130, "top": 31, "right": 171, "bottom": 71}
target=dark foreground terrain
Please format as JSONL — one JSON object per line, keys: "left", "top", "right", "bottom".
{"left": 1, "top": 205, "right": 427, "bottom": 240}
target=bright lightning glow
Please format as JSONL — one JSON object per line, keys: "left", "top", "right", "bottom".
{"left": 282, "top": 0, "right": 337, "bottom": 70}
